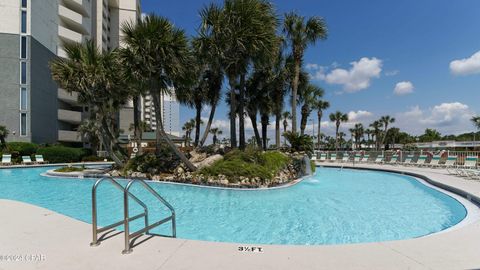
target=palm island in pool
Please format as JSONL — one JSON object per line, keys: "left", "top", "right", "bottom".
{"left": 1, "top": 0, "right": 480, "bottom": 269}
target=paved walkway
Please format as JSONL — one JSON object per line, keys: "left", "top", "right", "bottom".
{"left": 1, "top": 164, "right": 480, "bottom": 270}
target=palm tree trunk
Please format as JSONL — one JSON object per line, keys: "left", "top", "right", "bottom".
{"left": 238, "top": 73, "right": 246, "bottom": 150}
{"left": 382, "top": 125, "right": 388, "bottom": 151}
{"left": 133, "top": 96, "right": 143, "bottom": 155}
{"left": 151, "top": 89, "right": 197, "bottom": 171}
{"left": 261, "top": 113, "right": 269, "bottom": 150}
{"left": 194, "top": 102, "right": 202, "bottom": 147}
{"left": 291, "top": 58, "right": 300, "bottom": 134}
{"left": 198, "top": 101, "right": 217, "bottom": 147}
{"left": 335, "top": 124, "right": 340, "bottom": 152}
{"left": 228, "top": 75, "right": 237, "bottom": 148}
{"left": 317, "top": 111, "right": 322, "bottom": 150}
{"left": 300, "top": 104, "right": 308, "bottom": 135}
{"left": 248, "top": 110, "right": 262, "bottom": 148}
{"left": 275, "top": 112, "right": 281, "bottom": 149}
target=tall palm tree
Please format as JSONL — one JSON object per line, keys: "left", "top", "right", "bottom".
{"left": 298, "top": 84, "right": 324, "bottom": 135}
{"left": 121, "top": 15, "right": 196, "bottom": 171}
{"left": 200, "top": 0, "right": 278, "bottom": 149}
{"left": 0, "top": 125, "right": 8, "bottom": 150}
{"left": 282, "top": 111, "right": 291, "bottom": 145}
{"left": 471, "top": 116, "right": 480, "bottom": 130}
{"left": 379, "top": 115, "right": 395, "bottom": 150}
{"left": 364, "top": 128, "right": 372, "bottom": 149}
{"left": 329, "top": 111, "right": 348, "bottom": 151}
{"left": 210, "top": 127, "right": 223, "bottom": 145}
{"left": 283, "top": 12, "right": 328, "bottom": 134}
{"left": 369, "top": 120, "right": 383, "bottom": 151}
{"left": 312, "top": 100, "right": 329, "bottom": 150}
{"left": 50, "top": 41, "right": 128, "bottom": 166}
{"left": 349, "top": 123, "right": 364, "bottom": 149}
{"left": 269, "top": 44, "right": 288, "bottom": 149}
{"left": 182, "top": 119, "right": 195, "bottom": 146}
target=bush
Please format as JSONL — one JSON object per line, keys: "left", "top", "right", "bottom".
{"left": 37, "top": 146, "right": 88, "bottom": 163}
{"left": 283, "top": 132, "right": 314, "bottom": 156}
{"left": 54, "top": 166, "right": 84, "bottom": 172}
{"left": 125, "top": 144, "right": 180, "bottom": 174}
{"left": 199, "top": 150, "right": 291, "bottom": 183}
{"left": 7, "top": 142, "right": 38, "bottom": 156}
{"left": 82, "top": 155, "right": 105, "bottom": 162}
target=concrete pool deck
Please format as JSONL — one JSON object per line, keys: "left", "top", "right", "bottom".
{"left": 1, "top": 163, "right": 480, "bottom": 269}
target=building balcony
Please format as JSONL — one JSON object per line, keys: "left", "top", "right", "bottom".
{"left": 62, "top": 0, "right": 90, "bottom": 17}
{"left": 59, "top": 4, "right": 90, "bottom": 36}
{"left": 58, "top": 109, "right": 82, "bottom": 124}
{"left": 58, "top": 130, "right": 82, "bottom": 142}
{"left": 58, "top": 25, "right": 83, "bottom": 44}
{"left": 57, "top": 88, "right": 79, "bottom": 105}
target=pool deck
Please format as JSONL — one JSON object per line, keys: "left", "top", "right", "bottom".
{"left": 2, "top": 163, "right": 480, "bottom": 269}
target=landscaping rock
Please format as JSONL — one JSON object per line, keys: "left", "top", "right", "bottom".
{"left": 193, "top": 154, "right": 223, "bottom": 169}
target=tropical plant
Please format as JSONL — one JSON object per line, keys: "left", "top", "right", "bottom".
{"left": 199, "top": 0, "right": 278, "bottom": 149}
{"left": 298, "top": 84, "right": 324, "bottom": 135}
{"left": 364, "top": 128, "right": 372, "bottom": 149}
{"left": 182, "top": 119, "right": 195, "bottom": 146}
{"left": 0, "top": 125, "right": 8, "bottom": 150}
{"left": 121, "top": 14, "right": 196, "bottom": 171}
{"left": 419, "top": 128, "right": 441, "bottom": 142}
{"left": 379, "top": 115, "right": 395, "bottom": 150}
{"left": 349, "top": 123, "right": 364, "bottom": 149}
{"left": 329, "top": 111, "right": 348, "bottom": 151}
{"left": 471, "top": 116, "right": 480, "bottom": 130}
{"left": 50, "top": 40, "right": 128, "bottom": 166}
{"left": 312, "top": 100, "right": 329, "bottom": 149}
{"left": 283, "top": 12, "right": 328, "bottom": 134}
{"left": 282, "top": 111, "right": 291, "bottom": 145}
{"left": 369, "top": 120, "right": 383, "bottom": 150}
{"left": 209, "top": 127, "right": 223, "bottom": 145}
{"left": 77, "top": 119, "right": 101, "bottom": 153}
{"left": 283, "top": 131, "right": 314, "bottom": 156}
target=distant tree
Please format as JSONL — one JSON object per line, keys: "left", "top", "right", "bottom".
{"left": 329, "top": 111, "right": 348, "bottom": 151}
{"left": 369, "top": 120, "right": 383, "bottom": 150}
{"left": 379, "top": 115, "right": 395, "bottom": 150}
{"left": 298, "top": 84, "right": 324, "bottom": 135}
{"left": 471, "top": 116, "right": 480, "bottom": 130}
{"left": 182, "top": 119, "right": 195, "bottom": 146}
{"left": 312, "top": 100, "right": 329, "bottom": 150}
{"left": 209, "top": 127, "right": 223, "bottom": 145}
{"left": 419, "top": 128, "right": 441, "bottom": 142}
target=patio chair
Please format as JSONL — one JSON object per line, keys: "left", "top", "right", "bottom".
{"left": 374, "top": 155, "right": 384, "bottom": 164}
{"left": 354, "top": 154, "right": 362, "bottom": 163}
{"left": 360, "top": 154, "right": 370, "bottom": 163}
{"left": 429, "top": 155, "right": 442, "bottom": 168}
{"left": 387, "top": 155, "right": 398, "bottom": 165}
{"left": 329, "top": 153, "right": 337, "bottom": 162}
{"left": 22, "top": 156, "right": 33, "bottom": 165}
{"left": 1, "top": 154, "right": 12, "bottom": 166}
{"left": 415, "top": 155, "right": 428, "bottom": 166}
{"left": 319, "top": 153, "right": 327, "bottom": 162}
{"left": 34, "top": 155, "right": 48, "bottom": 164}
{"left": 463, "top": 156, "right": 478, "bottom": 169}
{"left": 444, "top": 156, "right": 458, "bottom": 174}
{"left": 341, "top": 153, "right": 350, "bottom": 163}
{"left": 402, "top": 155, "right": 414, "bottom": 166}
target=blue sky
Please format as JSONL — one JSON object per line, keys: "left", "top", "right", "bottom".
{"left": 142, "top": 0, "right": 480, "bottom": 139}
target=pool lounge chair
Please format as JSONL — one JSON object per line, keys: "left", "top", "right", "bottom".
{"left": 341, "top": 153, "right": 350, "bottom": 163}
{"left": 429, "top": 155, "right": 442, "bottom": 168}
{"left": 329, "top": 153, "right": 337, "bottom": 162}
{"left": 374, "top": 155, "right": 384, "bottom": 164}
{"left": 1, "top": 154, "right": 12, "bottom": 166}
{"left": 34, "top": 155, "right": 48, "bottom": 164}
{"left": 22, "top": 156, "right": 33, "bottom": 165}
{"left": 387, "top": 155, "right": 398, "bottom": 165}
{"left": 454, "top": 156, "right": 479, "bottom": 177}
{"left": 402, "top": 155, "right": 414, "bottom": 166}
{"left": 353, "top": 154, "right": 362, "bottom": 163}
{"left": 415, "top": 155, "right": 428, "bottom": 166}
{"left": 360, "top": 154, "right": 370, "bottom": 163}
{"left": 444, "top": 156, "right": 458, "bottom": 174}
{"left": 463, "top": 156, "right": 478, "bottom": 169}
{"left": 319, "top": 153, "right": 327, "bottom": 162}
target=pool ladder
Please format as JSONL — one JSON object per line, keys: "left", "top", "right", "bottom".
{"left": 90, "top": 177, "right": 176, "bottom": 254}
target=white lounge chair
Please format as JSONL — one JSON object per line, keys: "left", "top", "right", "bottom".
{"left": 319, "top": 153, "right": 327, "bottom": 162}
{"left": 429, "top": 155, "right": 442, "bottom": 168}
{"left": 341, "top": 153, "right": 350, "bottom": 163}
{"left": 444, "top": 156, "right": 458, "bottom": 174}
{"left": 374, "top": 155, "right": 384, "bottom": 164}
{"left": 360, "top": 154, "right": 370, "bottom": 163}
{"left": 402, "top": 155, "right": 414, "bottom": 166}
{"left": 34, "top": 155, "right": 48, "bottom": 164}
{"left": 416, "top": 155, "right": 428, "bottom": 166}
{"left": 354, "top": 154, "right": 362, "bottom": 163}
{"left": 329, "top": 153, "right": 337, "bottom": 162}
{"left": 22, "top": 156, "right": 33, "bottom": 165}
{"left": 1, "top": 154, "right": 12, "bottom": 166}
{"left": 464, "top": 156, "right": 478, "bottom": 169}
{"left": 387, "top": 155, "right": 398, "bottom": 165}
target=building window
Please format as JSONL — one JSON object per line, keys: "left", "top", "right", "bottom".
{"left": 20, "top": 87, "right": 27, "bottom": 110}
{"left": 21, "top": 10, "right": 27, "bottom": 33}
{"left": 20, "top": 61, "right": 26, "bottom": 84}
{"left": 21, "top": 0, "right": 27, "bottom": 8}
{"left": 20, "top": 36, "right": 27, "bottom": 59}
{"left": 20, "top": 113, "right": 27, "bottom": 136}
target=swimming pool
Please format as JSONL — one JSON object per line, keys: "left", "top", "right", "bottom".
{"left": 0, "top": 166, "right": 467, "bottom": 245}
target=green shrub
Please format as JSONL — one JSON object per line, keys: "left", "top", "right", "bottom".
{"left": 82, "top": 155, "right": 105, "bottom": 162}
{"left": 283, "top": 132, "right": 314, "bottom": 156}
{"left": 54, "top": 166, "right": 84, "bottom": 172}
{"left": 125, "top": 144, "right": 180, "bottom": 174}
{"left": 7, "top": 142, "right": 38, "bottom": 156}
{"left": 310, "top": 160, "right": 316, "bottom": 173}
{"left": 37, "top": 146, "right": 88, "bottom": 163}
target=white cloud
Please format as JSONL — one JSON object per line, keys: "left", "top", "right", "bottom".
{"left": 449, "top": 51, "right": 480, "bottom": 76}
{"left": 305, "top": 63, "right": 319, "bottom": 70}
{"left": 395, "top": 102, "right": 474, "bottom": 135}
{"left": 347, "top": 110, "right": 373, "bottom": 122}
{"left": 311, "top": 57, "right": 382, "bottom": 93}
{"left": 393, "top": 81, "right": 414, "bottom": 96}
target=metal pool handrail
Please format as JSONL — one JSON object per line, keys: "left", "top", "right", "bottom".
{"left": 122, "top": 179, "right": 176, "bottom": 254}
{"left": 90, "top": 177, "right": 149, "bottom": 247}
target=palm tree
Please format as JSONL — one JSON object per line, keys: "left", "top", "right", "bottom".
{"left": 329, "top": 111, "right": 348, "bottom": 151}
{"left": 471, "top": 116, "right": 480, "bottom": 130}
{"left": 379, "top": 115, "right": 395, "bottom": 150}
{"left": 364, "top": 128, "right": 372, "bottom": 149}
{"left": 298, "top": 84, "right": 324, "bottom": 135}
{"left": 200, "top": 0, "right": 278, "bottom": 149}
{"left": 0, "top": 125, "right": 8, "bottom": 150}
{"left": 349, "top": 123, "right": 364, "bottom": 149}
{"left": 269, "top": 45, "right": 288, "bottom": 148}
{"left": 245, "top": 69, "right": 268, "bottom": 148}
{"left": 210, "top": 128, "right": 223, "bottom": 145}
{"left": 369, "top": 120, "right": 383, "bottom": 151}
{"left": 283, "top": 12, "right": 328, "bottom": 134}
{"left": 282, "top": 111, "right": 291, "bottom": 145}
{"left": 312, "top": 100, "right": 329, "bottom": 150}
{"left": 121, "top": 15, "right": 196, "bottom": 171}
{"left": 182, "top": 119, "right": 195, "bottom": 146}
{"left": 50, "top": 41, "right": 128, "bottom": 166}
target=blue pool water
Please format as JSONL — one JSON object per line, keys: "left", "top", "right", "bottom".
{"left": 0, "top": 167, "right": 467, "bottom": 245}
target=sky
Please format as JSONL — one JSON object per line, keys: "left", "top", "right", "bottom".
{"left": 141, "top": 0, "right": 480, "bottom": 141}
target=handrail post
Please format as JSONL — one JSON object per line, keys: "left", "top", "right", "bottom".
{"left": 90, "top": 182, "right": 99, "bottom": 246}
{"left": 122, "top": 187, "right": 132, "bottom": 254}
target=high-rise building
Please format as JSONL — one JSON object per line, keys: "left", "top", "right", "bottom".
{"left": 137, "top": 92, "right": 180, "bottom": 137}
{"left": 0, "top": 0, "right": 140, "bottom": 144}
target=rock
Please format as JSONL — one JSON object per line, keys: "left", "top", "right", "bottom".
{"left": 189, "top": 150, "right": 207, "bottom": 163}
{"left": 110, "top": 170, "right": 121, "bottom": 177}
{"left": 220, "top": 179, "right": 229, "bottom": 185}
{"left": 131, "top": 172, "right": 147, "bottom": 178}
{"left": 193, "top": 154, "right": 223, "bottom": 169}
